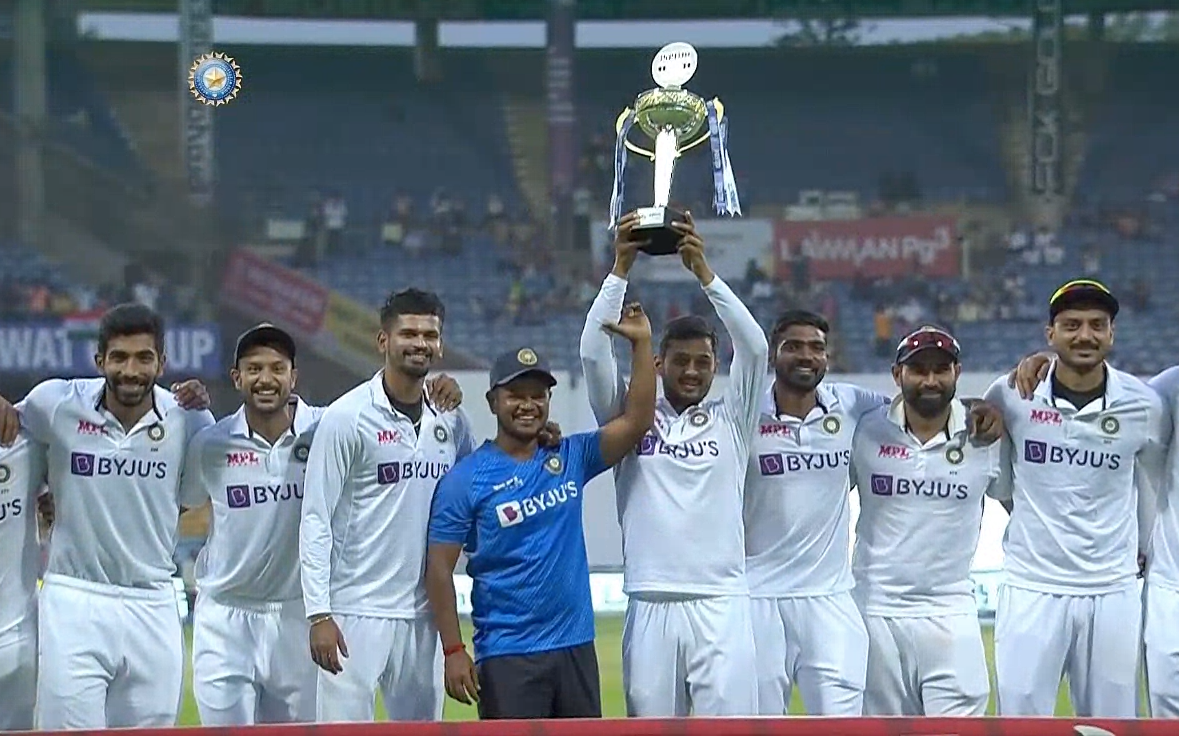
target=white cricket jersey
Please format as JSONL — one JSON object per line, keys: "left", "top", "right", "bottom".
{"left": 299, "top": 372, "right": 477, "bottom": 619}
{"left": 984, "top": 363, "right": 1168, "bottom": 594}
{"left": 17, "top": 378, "right": 214, "bottom": 589}
{"left": 179, "top": 399, "right": 326, "bottom": 606}
{"left": 579, "top": 273, "right": 770, "bottom": 596}
{"left": 850, "top": 398, "right": 1002, "bottom": 616}
{"left": 0, "top": 432, "right": 47, "bottom": 639}
{"left": 744, "top": 382, "right": 890, "bottom": 598}
{"left": 1141, "top": 367, "right": 1179, "bottom": 592}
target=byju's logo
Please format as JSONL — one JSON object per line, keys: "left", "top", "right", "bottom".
{"left": 1024, "top": 440, "right": 1121, "bottom": 470}
{"left": 226, "top": 484, "right": 301, "bottom": 508}
{"left": 376, "top": 461, "right": 450, "bottom": 485}
{"left": 759, "top": 454, "right": 784, "bottom": 476}
{"left": 495, "top": 501, "right": 524, "bottom": 527}
{"left": 377, "top": 462, "right": 400, "bottom": 484}
{"left": 1025, "top": 440, "right": 1048, "bottom": 464}
{"left": 870, "top": 474, "right": 895, "bottom": 496}
{"left": 493, "top": 481, "right": 579, "bottom": 528}
{"left": 71, "top": 452, "right": 95, "bottom": 477}
{"left": 68, "top": 453, "right": 168, "bottom": 479}
{"left": 758, "top": 451, "right": 851, "bottom": 476}
{"left": 227, "top": 484, "right": 251, "bottom": 509}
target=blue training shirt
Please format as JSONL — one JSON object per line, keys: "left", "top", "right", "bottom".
{"left": 428, "top": 431, "right": 608, "bottom": 662}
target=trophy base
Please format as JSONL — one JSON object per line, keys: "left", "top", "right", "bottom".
{"left": 633, "top": 206, "right": 687, "bottom": 256}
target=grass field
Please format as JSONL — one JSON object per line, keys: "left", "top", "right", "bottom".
{"left": 176, "top": 617, "right": 1101, "bottom": 724}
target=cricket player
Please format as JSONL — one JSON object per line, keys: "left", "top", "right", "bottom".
{"left": 985, "top": 279, "right": 1167, "bottom": 717}
{"left": 0, "top": 429, "right": 47, "bottom": 730}
{"left": 426, "top": 315, "right": 656, "bottom": 719}
{"left": 851, "top": 326, "right": 1000, "bottom": 716}
{"left": 300, "top": 288, "right": 478, "bottom": 722}
{"left": 0, "top": 303, "right": 215, "bottom": 728}
{"left": 580, "top": 211, "right": 768, "bottom": 716}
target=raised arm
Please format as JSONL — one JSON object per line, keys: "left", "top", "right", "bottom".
{"left": 596, "top": 303, "right": 658, "bottom": 467}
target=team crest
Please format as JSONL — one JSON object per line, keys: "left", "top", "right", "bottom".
{"left": 945, "top": 447, "right": 964, "bottom": 465}
{"left": 517, "top": 348, "right": 538, "bottom": 366}
{"left": 821, "top": 416, "right": 841, "bottom": 435}
{"left": 1100, "top": 416, "right": 1120, "bottom": 435}
{"left": 188, "top": 52, "right": 242, "bottom": 106}
{"left": 433, "top": 424, "right": 449, "bottom": 443}
{"left": 544, "top": 455, "right": 563, "bottom": 475}
{"left": 148, "top": 424, "right": 166, "bottom": 442}
{"left": 0, "top": 464, "right": 9, "bottom": 483}
{"left": 293, "top": 444, "right": 310, "bottom": 463}
{"left": 688, "top": 410, "right": 709, "bottom": 428}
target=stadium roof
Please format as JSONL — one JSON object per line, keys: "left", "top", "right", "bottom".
{"left": 84, "top": 0, "right": 1170, "bottom": 20}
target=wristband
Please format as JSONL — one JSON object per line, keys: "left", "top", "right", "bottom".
{"left": 308, "top": 613, "right": 333, "bottom": 625}
{"left": 443, "top": 643, "right": 466, "bottom": 657}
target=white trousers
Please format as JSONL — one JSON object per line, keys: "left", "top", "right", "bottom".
{"left": 622, "top": 594, "right": 758, "bottom": 717}
{"left": 750, "top": 592, "right": 867, "bottom": 715}
{"left": 35, "top": 574, "right": 184, "bottom": 728}
{"left": 315, "top": 614, "right": 443, "bottom": 722}
{"left": 1144, "top": 582, "right": 1179, "bottom": 717}
{"left": 995, "top": 584, "right": 1141, "bottom": 717}
{"left": 192, "top": 596, "right": 317, "bottom": 724}
{"left": 862, "top": 613, "right": 989, "bottom": 716}
{"left": 0, "top": 620, "right": 36, "bottom": 731}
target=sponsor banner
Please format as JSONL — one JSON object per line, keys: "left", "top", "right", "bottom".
{"left": 179, "top": 0, "right": 214, "bottom": 206}
{"left": 591, "top": 218, "right": 773, "bottom": 283}
{"left": 1029, "top": 0, "right": 1064, "bottom": 200}
{"left": 322, "top": 292, "right": 380, "bottom": 361}
{"left": 773, "top": 215, "right": 959, "bottom": 280}
{"left": 0, "top": 324, "right": 220, "bottom": 376}
{"left": 220, "top": 250, "right": 330, "bottom": 335}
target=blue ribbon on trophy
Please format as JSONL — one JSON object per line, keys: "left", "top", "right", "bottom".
{"left": 607, "top": 42, "right": 742, "bottom": 255}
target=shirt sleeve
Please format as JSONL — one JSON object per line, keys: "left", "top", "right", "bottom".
{"left": 707, "top": 277, "right": 771, "bottom": 442}
{"left": 15, "top": 378, "right": 69, "bottom": 444}
{"left": 569, "top": 430, "right": 608, "bottom": 483}
{"left": 579, "top": 274, "right": 629, "bottom": 426}
{"left": 1136, "top": 387, "right": 1172, "bottom": 555}
{"left": 178, "top": 430, "right": 212, "bottom": 509}
{"left": 850, "top": 385, "right": 891, "bottom": 418}
{"left": 987, "top": 433, "right": 1016, "bottom": 502}
{"left": 183, "top": 409, "right": 216, "bottom": 443}
{"left": 452, "top": 408, "right": 478, "bottom": 460}
{"left": 428, "top": 460, "right": 477, "bottom": 546}
{"left": 982, "top": 377, "right": 1010, "bottom": 415}
{"left": 299, "top": 411, "right": 358, "bottom": 618}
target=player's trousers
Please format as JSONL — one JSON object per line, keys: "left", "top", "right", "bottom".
{"left": 750, "top": 592, "right": 867, "bottom": 715}
{"left": 315, "top": 613, "right": 443, "bottom": 722}
{"left": 35, "top": 573, "right": 184, "bottom": 728}
{"left": 193, "top": 595, "right": 317, "bottom": 724}
{"left": 0, "top": 617, "right": 37, "bottom": 731}
{"left": 861, "top": 612, "right": 989, "bottom": 716}
{"left": 1143, "top": 581, "right": 1179, "bottom": 717}
{"left": 622, "top": 593, "right": 758, "bottom": 717}
{"left": 995, "top": 583, "right": 1141, "bottom": 717}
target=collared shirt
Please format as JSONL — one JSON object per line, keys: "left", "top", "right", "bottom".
{"left": 17, "top": 378, "right": 214, "bottom": 589}
{"left": 850, "top": 398, "right": 1002, "bottom": 616}
{"left": 0, "top": 431, "right": 47, "bottom": 639}
{"left": 1140, "top": 367, "right": 1179, "bottom": 591}
{"left": 180, "top": 398, "right": 325, "bottom": 606}
{"left": 984, "top": 363, "right": 1169, "bottom": 594}
{"left": 579, "top": 273, "right": 771, "bottom": 597}
{"left": 299, "top": 372, "right": 477, "bottom": 619}
{"left": 744, "top": 382, "right": 890, "bottom": 598}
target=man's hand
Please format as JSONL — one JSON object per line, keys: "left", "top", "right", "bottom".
{"left": 672, "top": 212, "right": 714, "bottom": 285}
{"left": 967, "top": 402, "right": 1004, "bottom": 446}
{"left": 309, "top": 617, "right": 349, "bottom": 674}
{"left": 601, "top": 303, "right": 653, "bottom": 345}
{"left": 0, "top": 396, "right": 18, "bottom": 447}
{"left": 37, "top": 493, "right": 55, "bottom": 528}
{"left": 171, "top": 380, "right": 211, "bottom": 411}
{"left": 538, "top": 421, "right": 563, "bottom": 449}
{"left": 444, "top": 647, "right": 480, "bottom": 705}
{"left": 426, "top": 374, "right": 463, "bottom": 412}
{"left": 612, "top": 211, "right": 646, "bottom": 278}
{"left": 1139, "top": 552, "right": 1148, "bottom": 578}
{"left": 1007, "top": 351, "right": 1054, "bottom": 400}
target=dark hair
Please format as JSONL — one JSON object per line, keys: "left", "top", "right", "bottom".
{"left": 379, "top": 288, "right": 445, "bottom": 329}
{"left": 770, "top": 310, "right": 829, "bottom": 347}
{"left": 97, "top": 303, "right": 165, "bottom": 355}
{"left": 659, "top": 315, "right": 717, "bottom": 356}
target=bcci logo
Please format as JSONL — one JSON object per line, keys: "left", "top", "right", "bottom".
{"left": 293, "top": 444, "right": 310, "bottom": 463}
{"left": 0, "top": 464, "right": 9, "bottom": 483}
{"left": 148, "top": 424, "right": 166, "bottom": 442}
{"left": 434, "top": 425, "right": 449, "bottom": 443}
{"left": 517, "top": 348, "right": 538, "bottom": 366}
{"left": 821, "top": 416, "right": 841, "bottom": 435}
{"left": 189, "top": 52, "right": 243, "bottom": 106}
{"left": 945, "top": 447, "right": 964, "bottom": 465}
{"left": 688, "top": 410, "right": 709, "bottom": 428}
{"left": 544, "top": 455, "right": 563, "bottom": 475}
{"left": 1100, "top": 416, "right": 1120, "bottom": 435}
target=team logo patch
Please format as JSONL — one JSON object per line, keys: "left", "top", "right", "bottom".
{"left": 148, "top": 424, "right": 166, "bottom": 442}
{"left": 0, "top": 464, "right": 9, "bottom": 483}
{"left": 495, "top": 501, "right": 524, "bottom": 527}
{"left": 433, "top": 424, "right": 448, "bottom": 443}
{"left": 688, "top": 410, "right": 709, "bottom": 427}
{"left": 544, "top": 455, "right": 563, "bottom": 475}
{"left": 945, "top": 447, "right": 964, "bottom": 465}
{"left": 1100, "top": 416, "right": 1120, "bottom": 435}
{"left": 517, "top": 348, "right": 538, "bottom": 366}
{"left": 293, "top": 444, "right": 310, "bottom": 462}
{"left": 821, "top": 416, "right": 841, "bottom": 435}
{"left": 188, "top": 52, "right": 242, "bottom": 106}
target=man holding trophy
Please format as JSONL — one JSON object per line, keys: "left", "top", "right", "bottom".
{"left": 581, "top": 44, "right": 764, "bottom": 716}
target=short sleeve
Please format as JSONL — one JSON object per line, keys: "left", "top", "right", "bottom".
{"left": 428, "top": 460, "right": 477, "bottom": 546}
{"left": 567, "top": 431, "right": 608, "bottom": 484}
{"left": 982, "top": 377, "right": 1010, "bottom": 415}
{"left": 16, "top": 378, "right": 70, "bottom": 444}
{"left": 849, "top": 385, "right": 891, "bottom": 418}
{"left": 452, "top": 408, "right": 478, "bottom": 459}
{"left": 178, "top": 429, "right": 212, "bottom": 508}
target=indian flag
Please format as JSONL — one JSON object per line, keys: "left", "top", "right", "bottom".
{"left": 62, "top": 308, "right": 105, "bottom": 342}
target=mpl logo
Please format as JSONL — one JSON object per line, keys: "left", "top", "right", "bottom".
{"left": 1030, "top": 408, "right": 1062, "bottom": 425}
{"left": 878, "top": 445, "right": 911, "bottom": 459}
{"left": 495, "top": 501, "right": 524, "bottom": 527}
{"left": 377, "top": 430, "right": 401, "bottom": 445}
{"left": 76, "top": 420, "right": 107, "bottom": 436}
{"left": 759, "top": 423, "right": 798, "bottom": 440}
{"left": 226, "top": 451, "right": 260, "bottom": 467}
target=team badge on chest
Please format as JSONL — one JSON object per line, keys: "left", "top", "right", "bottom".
{"left": 293, "top": 444, "right": 310, "bottom": 463}
{"left": 544, "top": 455, "right": 563, "bottom": 475}
{"left": 688, "top": 409, "right": 709, "bottom": 428}
{"left": 1100, "top": 416, "right": 1120, "bottom": 435}
{"left": 0, "top": 464, "right": 9, "bottom": 483}
{"left": 945, "top": 447, "right": 964, "bottom": 465}
{"left": 148, "top": 424, "right": 166, "bottom": 442}
{"left": 821, "top": 415, "right": 841, "bottom": 435}
{"left": 434, "top": 424, "right": 449, "bottom": 443}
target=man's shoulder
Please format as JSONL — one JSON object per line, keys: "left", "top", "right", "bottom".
{"left": 1113, "top": 369, "right": 1162, "bottom": 408}
{"left": 319, "top": 385, "right": 370, "bottom": 424}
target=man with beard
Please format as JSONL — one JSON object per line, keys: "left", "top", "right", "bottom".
{"left": 580, "top": 211, "right": 768, "bottom": 716}
{"left": 425, "top": 306, "right": 655, "bottom": 719}
{"left": 179, "top": 324, "right": 324, "bottom": 724}
{"left": 0, "top": 303, "right": 215, "bottom": 727}
{"left": 984, "top": 279, "right": 1167, "bottom": 717}
{"left": 849, "top": 326, "right": 1000, "bottom": 715}
{"left": 299, "top": 288, "right": 478, "bottom": 722}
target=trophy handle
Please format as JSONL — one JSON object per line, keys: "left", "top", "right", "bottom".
{"left": 624, "top": 139, "right": 657, "bottom": 160}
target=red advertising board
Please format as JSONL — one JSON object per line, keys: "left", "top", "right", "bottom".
{"left": 220, "top": 250, "right": 329, "bottom": 335}
{"left": 774, "top": 216, "right": 960, "bottom": 280}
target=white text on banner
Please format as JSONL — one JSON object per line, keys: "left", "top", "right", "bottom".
{"left": 591, "top": 218, "right": 773, "bottom": 283}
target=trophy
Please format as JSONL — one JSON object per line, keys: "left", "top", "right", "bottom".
{"left": 608, "top": 42, "right": 741, "bottom": 256}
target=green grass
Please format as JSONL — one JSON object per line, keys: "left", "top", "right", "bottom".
{"left": 178, "top": 617, "right": 1088, "bottom": 723}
